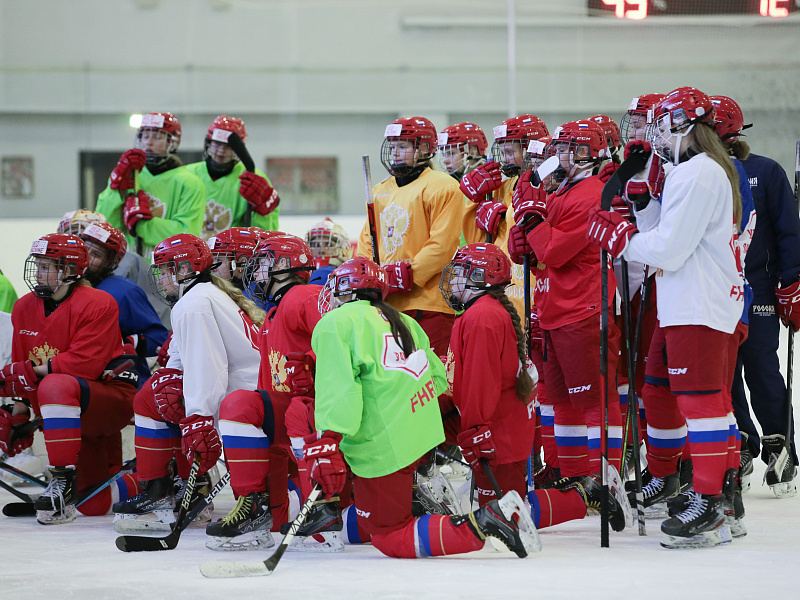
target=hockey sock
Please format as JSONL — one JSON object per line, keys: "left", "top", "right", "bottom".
{"left": 676, "top": 392, "right": 729, "bottom": 496}
{"left": 726, "top": 412, "right": 741, "bottom": 471}
{"left": 554, "top": 400, "right": 589, "bottom": 476}
{"left": 641, "top": 382, "right": 684, "bottom": 478}
{"left": 342, "top": 504, "right": 370, "bottom": 544}
{"left": 79, "top": 472, "right": 138, "bottom": 516}
{"left": 38, "top": 375, "right": 84, "bottom": 467}
{"left": 539, "top": 397, "right": 559, "bottom": 468}
{"left": 218, "top": 390, "right": 271, "bottom": 497}
{"left": 371, "top": 514, "right": 484, "bottom": 559}
{"left": 528, "top": 488, "right": 587, "bottom": 529}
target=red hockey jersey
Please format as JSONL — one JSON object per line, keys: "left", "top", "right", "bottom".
{"left": 448, "top": 294, "right": 535, "bottom": 464}
{"left": 526, "top": 175, "right": 616, "bottom": 330}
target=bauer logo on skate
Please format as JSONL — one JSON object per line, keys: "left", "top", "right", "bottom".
{"left": 409, "top": 380, "right": 437, "bottom": 414}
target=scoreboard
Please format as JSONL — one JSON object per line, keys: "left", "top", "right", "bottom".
{"left": 587, "top": 0, "right": 798, "bottom": 19}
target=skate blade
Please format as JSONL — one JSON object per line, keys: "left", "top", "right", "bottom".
{"left": 727, "top": 518, "right": 747, "bottom": 539}
{"left": 740, "top": 473, "right": 751, "bottom": 494}
{"left": 36, "top": 506, "right": 77, "bottom": 525}
{"left": 112, "top": 512, "right": 174, "bottom": 533}
{"left": 498, "top": 490, "right": 542, "bottom": 556}
{"left": 644, "top": 503, "right": 669, "bottom": 520}
{"left": 205, "top": 530, "right": 275, "bottom": 552}
{"left": 607, "top": 466, "right": 634, "bottom": 530}
{"left": 199, "top": 560, "right": 271, "bottom": 578}
{"left": 769, "top": 481, "right": 797, "bottom": 499}
{"left": 287, "top": 532, "right": 345, "bottom": 553}
{"left": 660, "top": 525, "right": 732, "bottom": 549}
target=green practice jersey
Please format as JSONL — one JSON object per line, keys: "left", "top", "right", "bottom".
{"left": 311, "top": 300, "right": 446, "bottom": 479}
{"left": 0, "top": 270, "right": 18, "bottom": 313}
{"left": 96, "top": 164, "right": 205, "bottom": 257}
{"left": 184, "top": 161, "right": 280, "bottom": 240}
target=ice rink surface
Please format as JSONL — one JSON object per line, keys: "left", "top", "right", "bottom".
{"left": 1, "top": 458, "right": 797, "bottom": 600}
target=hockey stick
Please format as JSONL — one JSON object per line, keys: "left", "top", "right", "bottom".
{"left": 199, "top": 484, "right": 323, "bottom": 578}
{"left": 227, "top": 132, "right": 257, "bottom": 227}
{"left": 115, "top": 468, "right": 230, "bottom": 552}
{"left": 598, "top": 148, "right": 650, "bottom": 548}
{"left": 480, "top": 459, "right": 504, "bottom": 498}
{"left": 362, "top": 155, "right": 381, "bottom": 264}
{"left": 0, "top": 418, "right": 47, "bottom": 487}
{"left": 2, "top": 457, "right": 136, "bottom": 517}
{"left": 114, "top": 458, "right": 201, "bottom": 552}
{"left": 619, "top": 260, "right": 646, "bottom": 536}
{"left": 0, "top": 477, "right": 33, "bottom": 502}
{"left": 773, "top": 139, "right": 800, "bottom": 479}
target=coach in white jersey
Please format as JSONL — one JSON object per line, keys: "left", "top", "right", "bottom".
{"left": 113, "top": 233, "right": 261, "bottom": 532}
{"left": 587, "top": 87, "right": 744, "bottom": 550}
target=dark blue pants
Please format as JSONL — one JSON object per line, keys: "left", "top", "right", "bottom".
{"left": 731, "top": 299, "right": 796, "bottom": 462}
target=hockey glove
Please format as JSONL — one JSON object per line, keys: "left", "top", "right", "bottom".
{"left": 0, "top": 404, "right": 33, "bottom": 457}
{"left": 507, "top": 224, "right": 532, "bottom": 266}
{"left": 458, "top": 425, "right": 497, "bottom": 467}
{"left": 512, "top": 177, "right": 547, "bottom": 231}
{"left": 122, "top": 191, "right": 153, "bottom": 234}
{"left": 286, "top": 395, "right": 315, "bottom": 461}
{"left": 475, "top": 201, "right": 507, "bottom": 237}
{"left": 304, "top": 431, "right": 347, "bottom": 497}
{"left": 180, "top": 414, "right": 222, "bottom": 476}
{"left": 156, "top": 332, "right": 172, "bottom": 368}
{"left": 109, "top": 149, "right": 146, "bottom": 191}
{"left": 586, "top": 207, "right": 638, "bottom": 258}
{"left": 151, "top": 367, "right": 185, "bottom": 424}
{"left": 776, "top": 280, "right": 800, "bottom": 332}
{"left": 611, "top": 194, "right": 632, "bottom": 222}
{"left": 597, "top": 161, "right": 619, "bottom": 184}
{"left": 383, "top": 261, "right": 414, "bottom": 293}
{"left": 460, "top": 161, "right": 503, "bottom": 202}
{"left": 623, "top": 142, "right": 664, "bottom": 212}
{"left": 239, "top": 172, "right": 280, "bottom": 216}
{"left": 284, "top": 351, "right": 315, "bottom": 395}
{"left": 0, "top": 361, "right": 40, "bottom": 397}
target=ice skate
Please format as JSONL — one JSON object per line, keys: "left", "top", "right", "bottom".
{"left": 722, "top": 468, "right": 746, "bottom": 538}
{"left": 205, "top": 491, "right": 274, "bottom": 551}
{"left": 533, "top": 463, "right": 561, "bottom": 489}
{"left": 761, "top": 434, "right": 797, "bottom": 499}
{"left": 175, "top": 469, "right": 216, "bottom": 527}
{"left": 739, "top": 432, "right": 753, "bottom": 493}
{"left": 112, "top": 475, "right": 175, "bottom": 533}
{"left": 628, "top": 471, "right": 679, "bottom": 519}
{"left": 415, "top": 460, "right": 470, "bottom": 515}
{"left": 35, "top": 466, "right": 77, "bottom": 525}
{"left": 461, "top": 490, "right": 541, "bottom": 557}
{"left": 567, "top": 468, "right": 632, "bottom": 532}
{"left": 279, "top": 496, "right": 343, "bottom": 536}
{"left": 660, "top": 491, "right": 731, "bottom": 549}
{"left": 287, "top": 531, "right": 345, "bottom": 553}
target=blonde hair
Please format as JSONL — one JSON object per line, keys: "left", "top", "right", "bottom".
{"left": 211, "top": 274, "right": 266, "bottom": 327}
{"left": 688, "top": 123, "right": 742, "bottom": 225}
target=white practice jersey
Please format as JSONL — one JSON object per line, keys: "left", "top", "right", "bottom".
{"left": 625, "top": 152, "right": 743, "bottom": 334}
{"left": 167, "top": 282, "right": 260, "bottom": 418}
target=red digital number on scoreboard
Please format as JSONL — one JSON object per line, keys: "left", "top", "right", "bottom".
{"left": 760, "top": 0, "right": 790, "bottom": 17}
{"left": 593, "top": 0, "right": 793, "bottom": 19}
{"left": 601, "top": 0, "right": 647, "bottom": 20}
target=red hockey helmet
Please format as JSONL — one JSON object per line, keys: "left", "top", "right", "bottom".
{"left": 620, "top": 93, "right": 665, "bottom": 144}
{"left": 491, "top": 114, "right": 550, "bottom": 177}
{"left": 548, "top": 119, "right": 608, "bottom": 164}
{"left": 380, "top": 116, "right": 438, "bottom": 177}
{"left": 150, "top": 234, "right": 213, "bottom": 305}
{"left": 439, "top": 243, "right": 511, "bottom": 311}
{"left": 56, "top": 209, "right": 107, "bottom": 236}
{"left": 524, "top": 135, "right": 551, "bottom": 170}
{"left": 648, "top": 87, "right": 715, "bottom": 164}
{"left": 305, "top": 218, "right": 352, "bottom": 268}
{"left": 318, "top": 257, "right": 388, "bottom": 315}
{"left": 208, "top": 227, "right": 261, "bottom": 283}
{"left": 710, "top": 95, "right": 752, "bottom": 142}
{"left": 438, "top": 122, "right": 489, "bottom": 178}
{"left": 137, "top": 112, "right": 182, "bottom": 158}
{"left": 206, "top": 115, "right": 247, "bottom": 143}
{"left": 80, "top": 221, "right": 128, "bottom": 271}
{"left": 245, "top": 234, "right": 314, "bottom": 303}
{"left": 24, "top": 234, "right": 88, "bottom": 298}
{"left": 587, "top": 114, "right": 622, "bottom": 152}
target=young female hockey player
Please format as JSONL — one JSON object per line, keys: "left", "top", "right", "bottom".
{"left": 441, "top": 244, "right": 630, "bottom": 532}
{"left": 112, "top": 233, "right": 262, "bottom": 532}
{"left": 206, "top": 234, "right": 323, "bottom": 550}
{"left": 586, "top": 86, "right": 745, "bottom": 548}
{"left": 305, "top": 217, "right": 352, "bottom": 285}
{"left": 0, "top": 234, "right": 138, "bottom": 524}
{"left": 185, "top": 115, "right": 280, "bottom": 240}
{"left": 207, "top": 226, "right": 261, "bottom": 290}
{"left": 304, "top": 256, "right": 540, "bottom": 559}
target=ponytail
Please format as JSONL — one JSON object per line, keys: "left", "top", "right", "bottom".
{"left": 487, "top": 289, "right": 534, "bottom": 402}
{"left": 211, "top": 274, "right": 266, "bottom": 328}
{"left": 688, "top": 123, "right": 743, "bottom": 226}
{"left": 359, "top": 291, "right": 417, "bottom": 357}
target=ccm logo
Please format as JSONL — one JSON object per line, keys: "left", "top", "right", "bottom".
{"left": 305, "top": 443, "right": 337, "bottom": 457}
{"left": 470, "top": 430, "right": 492, "bottom": 445}
{"left": 19, "top": 330, "right": 38, "bottom": 336}
{"left": 180, "top": 418, "right": 213, "bottom": 434}
{"left": 356, "top": 507, "right": 371, "bottom": 519}
{"left": 668, "top": 367, "right": 688, "bottom": 375}
{"left": 568, "top": 384, "right": 591, "bottom": 394}
{"left": 157, "top": 374, "right": 182, "bottom": 384}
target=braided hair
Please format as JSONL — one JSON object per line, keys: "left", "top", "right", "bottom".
{"left": 487, "top": 289, "right": 534, "bottom": 401}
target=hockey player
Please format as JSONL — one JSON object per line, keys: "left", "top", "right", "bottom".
{"left": 96, "top": 112, "right": 205, "bottom": 258}
{"left": 0, "top": 269, "right": 17, "bottom": 313}
{"left": 112, "top": 234, "right": 262, "bottom": 532}
{"left": 716, "top": 95, "right": 800, "bottom": 497}
{"left": 438, "top": 121, "right": 489, "bottom": 182}
{"left": 507, "top": 119, "right": 626, "bottom": 485}
{"left": 303, "top": 256, "right": 540, "bottom": 558}
{"left": 78, "top": 222, "right": 168, "bottom": 386}
{"left": 207, "top": 226, "right": 261, "bottom": 290}
{"left": 620, "top": 93, "right": 666, "bottom": 145}
{"left": 185, "top": 115, "right": 280, "bottom": 240}
{"left": 0, "top": 234, "right": 138, "bottom": 524}
{"left": 356, "top": 116, "right": 463, "bottom": 356}
{"left": 586, "top": 87, "right": 745, "bottom": 548}
{"left": 205, "top": 234, "right": 323, "bottom": 550}
{"left": 305, "top": 217, "right": 352, "bottom": 285}
{"left": 588, "top": 114, "right": 623, "bottom": 164}
{"left": 441, "top": 244, "right": 630, "bottom": 532}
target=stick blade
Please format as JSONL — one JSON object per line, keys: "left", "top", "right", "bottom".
{"left": 199, "top": 560, "right": 272, "bottom": 579}
{"left": 2, "top": 502, "right": 36, "bottom": 517}
{"left": 115, "top": 533, "right": 176, "bottom": 553}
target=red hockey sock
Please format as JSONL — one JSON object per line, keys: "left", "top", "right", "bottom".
{"left": 529, "top": 487, "right": 587, "bottom": 529}
{"left": 218, "top": 390, "right": 271, "bottom": 496}
{"left": 38, "top": 375, "right": 84, "bottom": 467}
{"left": 132, "top": 384, "right": 179, "bottom": 481}
{"left": 79, "top": 472, "right": 139, "bottom": 516}
{"left": 676, "top": 392, "right": 729, "bottom": 495}
{"left": 641, "top": 383, "right": 684, "bottom": 478}
{"left": 371, "top": 514, "right": 484, "bottom": 559}
{"left": 538, "top": 397, "right": 559, "bottom": 468}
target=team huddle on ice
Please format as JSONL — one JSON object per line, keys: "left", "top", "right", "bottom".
{"left": 2, "top": 85, "right": 799, "bottom": 558}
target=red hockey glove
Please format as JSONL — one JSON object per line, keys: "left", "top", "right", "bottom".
{"left": 304, "top": 431, "right": 347, "bottom": 496}
{"left": 512, "top": 177, "right": 547, "bottom": 231}
{"left": 475, "top": 201, "right": 507, "bottom": 237}
{"left": 179, "top": 414, "right": 222, "bottom": 475}
{"left": 151, "top": 367, "right": 185, "bottom": 424}
{"left": 0, "top": 361, "right": 40, "bottom": 397}
{"left": 156, "top": 332, "right": 172, "bottom": 368}
{"left": 0, "top": 404, "right": 33, "bottom": 457}
{"left": 383, "top": 261, "right": 414, "bottom": 293}
{"left": 284, "top": 351, "right": 315, "bottom": 395}
{"left": 776, "top": 280, "right": 800, "bottom": 332}
{"left": 597, "top": 161, "right": 619, "bottom": 184}
{"left": 507, "top": 224, "right": 532, "bottom": 266}
{"left": 239, "top": 172, "right": 280, "bottom": 216}
{"left": 611, "top": 194, "right": 632, "bottom": 222}
{"left": 286, "top": 395, "right": 315, "bottom": 461}
{"left": 458, "top": 425, "right": 497, "bottom": 467}
{"left": 624, "top": 152, "right": 665, "bottom": 211}
{"left": 623, "top": 140, "right": 652, "bottom": 162}
{"left": 586, "top": 207, "right": 638, "bottom": 258}
{"left": 109, "top": 149, "right": 146, "bottom": 191}
{"left": 123, "top": 191, "right": 153, "bottom": 234}
{"left": 460, "top": 161, "right": 503, "bottom": 202}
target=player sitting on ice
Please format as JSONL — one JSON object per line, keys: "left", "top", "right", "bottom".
{"left": 305, "top": 217, "right": 352, "bottom": 286}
